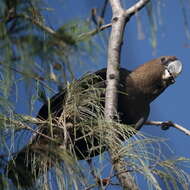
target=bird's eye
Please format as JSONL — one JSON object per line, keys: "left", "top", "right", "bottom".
{"left": 161, "top": 57, "right": 166, "bottom": 63}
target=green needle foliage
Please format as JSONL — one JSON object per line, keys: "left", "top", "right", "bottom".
{"left": 0, "top": 0, "right": 190, "bottom": 190}
{"left": 0, "top": 74, "right": 189, "bottom": 190}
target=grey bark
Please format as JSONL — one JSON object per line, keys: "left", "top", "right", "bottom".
{"left": 105, "top": 0, "right": 150, "bottom": 189}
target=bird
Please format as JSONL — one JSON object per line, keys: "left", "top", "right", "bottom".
{"left": 6, "top": 56, "right": 182, "bottom": 187}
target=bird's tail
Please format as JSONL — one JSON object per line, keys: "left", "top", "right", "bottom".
{"left": 6, "top": 144, "right": 44, "bottom": 188}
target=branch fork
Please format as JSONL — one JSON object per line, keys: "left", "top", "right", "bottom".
{"left": 105, "top": 0, "right": 150, "bottom": 190}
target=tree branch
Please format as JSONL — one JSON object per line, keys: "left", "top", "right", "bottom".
{"left": 105, "top": 0, "right": 150, "bottom": 189}
{"left": 99, "top": 0, "right": 109, "bottom": 25}
{"left": 23, "top": 14, "right": 111, "bottom": 42}
{"left": 125, "top": 0, "right": 150, "bottom": 17}
{"left": 22, "top": 14, "right": 56, "bottom": 35}
{"left": 77, "top": 23, "right": 112, "bottom": 41}
{"left": 145, "top": 120, "right": 190, "bottom": 136}
{"left": 105, "top": 0, "right": 124, "bottom": 121}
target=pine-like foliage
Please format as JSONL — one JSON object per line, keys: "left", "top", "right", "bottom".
{"left": 0, "top": 1, "right": 190, "bottom": 190}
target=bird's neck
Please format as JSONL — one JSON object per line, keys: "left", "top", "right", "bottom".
{"left": 125, "top": 72, "right": 165, "bottom": 104}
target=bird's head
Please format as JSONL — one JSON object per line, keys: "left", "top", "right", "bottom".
{"left": 128, "top": 56, "right": 182, "bottom": 102}
{"left": 160, "top": 56, "right": 182, "bottom": 86}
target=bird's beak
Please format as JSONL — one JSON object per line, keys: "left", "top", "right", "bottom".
{"left": 167, "top": 59, "right": 183, "bottom": 78}
{"left": 162, "top": 59, "right": 182, "bottom": 83}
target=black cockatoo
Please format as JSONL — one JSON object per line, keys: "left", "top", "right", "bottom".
{"left": 7, "top": 56, "right": 182, "bottom": 187}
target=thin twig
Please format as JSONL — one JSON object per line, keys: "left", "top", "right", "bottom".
{"left": 0, "top": 116, "right": 56, "bottom": 142}
{"left": 78, "top": 23, "right": 112, "bottom": 41}
{"left": 0, "top": 62, "right": 55, "bottom": 93}
{"left": 23, "top": 14, "right": 56, "bottom": 35}
{"left": 23, "top": 14, "right": 111, "bottom": 42}
{"left": 91, "top": 0, "right": 109, "bottom": 27}
{"left": 145, "top": 120, "right": 190, "bottom": 136}
{"left": 100, "top": 0, "right": 109, "bottom": 21}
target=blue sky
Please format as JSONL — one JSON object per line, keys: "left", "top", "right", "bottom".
{"left": 13, "top": 0, "right": 190, "bottom": 189}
